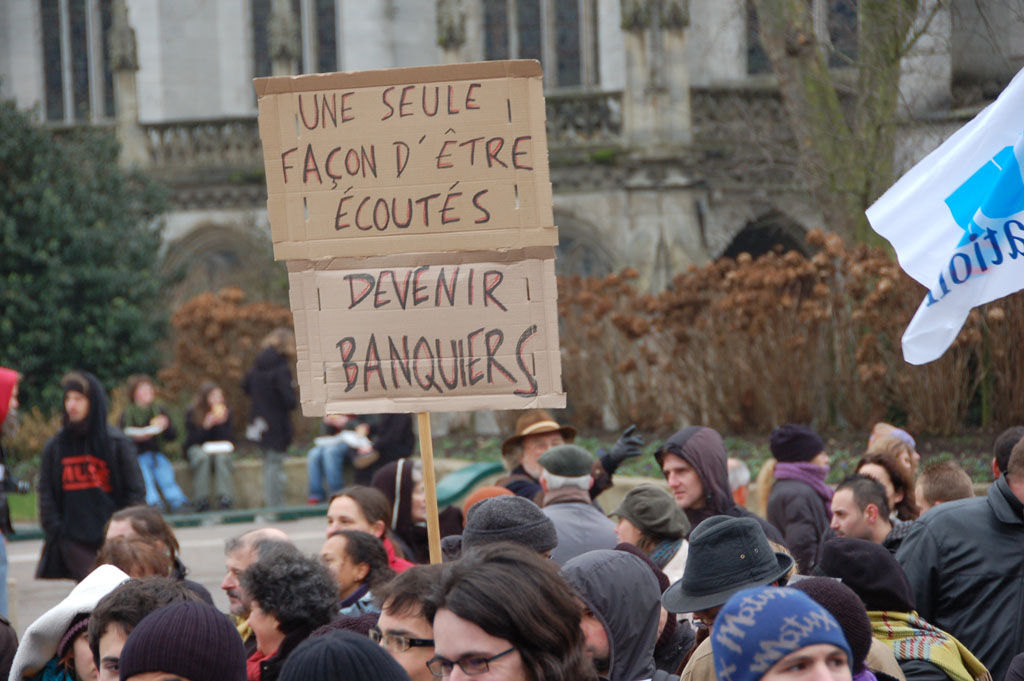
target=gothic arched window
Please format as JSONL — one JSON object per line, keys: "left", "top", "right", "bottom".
{"left": 40, "top": 0, "right": 115, "bottom": 122}
{"left": 252, "top": 0, "right": 338, "bottom": 77}
{"left": 747, "top": 0, "right": 859, "bottom": 75}
{"left": 483, "top": 0, "right": 599, "bottom": 89}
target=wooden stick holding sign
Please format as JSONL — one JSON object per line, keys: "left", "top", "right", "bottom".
{"left": 417, "top": 412, "right": 442, "bottom": 564}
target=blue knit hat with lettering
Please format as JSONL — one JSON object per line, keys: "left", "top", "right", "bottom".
{"left": 711, "top": 587, "right": 852, "bottom": 681}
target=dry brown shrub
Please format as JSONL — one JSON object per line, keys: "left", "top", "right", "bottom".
{"left": 158, "top": 287, "right": 314, "bottom": 445}
{"left": 559, "top": 232, "right": 1022, "bottom": 434}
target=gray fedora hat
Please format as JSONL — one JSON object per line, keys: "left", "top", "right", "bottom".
{"left": 661, "top": 515, "right": 794, "bottom": 614}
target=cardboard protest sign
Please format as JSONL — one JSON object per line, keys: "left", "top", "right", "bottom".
{"left": 254, "top": 61, "right": 556, "bottom": 260}
{"left": 867, "top": 66, "right": 1024, "bottom": 364}
{"left": 288, "top": 248, "right": 563, "bottom": 415}
{"left": 255, "top": 61, "right": 566, "bottom": 415}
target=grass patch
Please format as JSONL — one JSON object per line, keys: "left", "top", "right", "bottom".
{"left": 9, "top": 492, "right": 37, "bottom": 523}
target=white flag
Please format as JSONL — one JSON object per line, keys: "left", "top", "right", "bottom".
{"left": 866, "top": 67, "right": 1024, "bottom": 365}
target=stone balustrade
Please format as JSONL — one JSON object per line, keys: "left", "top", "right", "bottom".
{"left": 545, "top": 89, "right": 623, "bottom": 151}
{"left": 142, "top": 117, "right": 264, "bottom": 178}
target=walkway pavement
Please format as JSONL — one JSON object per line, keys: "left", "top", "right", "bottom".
{"left": 6, "top": 515, "right": 329, "bottom": 636}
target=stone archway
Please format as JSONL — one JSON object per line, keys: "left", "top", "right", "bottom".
{"left": 554, "top": 211, "right": 617, "bottom": 278}
{"left": 161, "top": 222, "right": 286, "bottom": 307}
{"left": 721, "top": 211, "right": 810, "bottom": 260}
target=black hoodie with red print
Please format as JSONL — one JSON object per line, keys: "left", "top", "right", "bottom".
{"left": 36, "top": 372, "right": 145, "bottom": 579}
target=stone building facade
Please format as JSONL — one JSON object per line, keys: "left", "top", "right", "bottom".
{"left": 1, "top": 0, "right": 1021, "bottom": 297}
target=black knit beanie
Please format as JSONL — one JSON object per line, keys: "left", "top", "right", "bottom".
{"left": 280, "top": 630, "right": 411, "bottom": 681}
{"left": 770, "top": 424, "right": 825, "bottom": 463}
{"left": 462, "top": 496, "right": 558, "bottom": 554}
{"left": 814, "top": 537, "right": 916, "bottom": 612}
{"left": 118, "top": 602, "right": 246, "bottom": 681}
{"left": 792, "top": 577, "right": 873, "bottom": 673}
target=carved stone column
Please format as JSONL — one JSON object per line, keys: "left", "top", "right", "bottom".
{"left": 269, "top": 0, "right": 300, "bottom": 76}
{"left": 620, "top": 0, "right": 692, "bottom": 151}
{"left": 436, "top": 0, "right": 467, "bottom": 64}
{"left": 108, "top": 0, "right": 148, "bottom": 168}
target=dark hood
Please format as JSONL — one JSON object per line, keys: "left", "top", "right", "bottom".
{"left": 372, "top": 459, "right": 414, "bottom": 535}
{"left": 658, "top": 426, "right": 735, "bottom": 529}
{"left": 371, "top": 458, "right": 463, "bottom": 563}
{"left": 253, "top": 346, "right": 288, "bottom": 371}
{"left": 562, "top": 550, "right": 660, "bottom": 681}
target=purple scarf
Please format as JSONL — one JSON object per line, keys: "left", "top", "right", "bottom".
{"left": 854, "top": 667, "right": 878, "bottom": 681}
{"left": 774, "top": 462, "right": 833, "bottom": 515}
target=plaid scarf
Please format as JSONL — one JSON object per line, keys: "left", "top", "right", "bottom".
{"left": 868, "top": 611, "right": 991, "bottom": 681}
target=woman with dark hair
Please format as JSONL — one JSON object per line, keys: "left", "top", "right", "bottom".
{"left": 320, "top": 530, "right": 396, "bottom": 616}
{"left": 370, "top": 459, "right": 462, "bottom": 564}
{"left": 326, "top": 486, "right": 414, "bottom": 572}
{"left": 184, "top": 381, "right": 234, "bottom": 512}
{"left": 427, "top": 543, "right": 598, "bottom": 681}
{"left": 856, "top": 450, "right": 919, "bottom": 521}
{"left": 242, "top": 544, "right": 338, "bottom": 681}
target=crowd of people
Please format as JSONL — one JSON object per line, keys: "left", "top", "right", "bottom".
{"left": 0, "top": 355, "right": 1022, "bottom": 681}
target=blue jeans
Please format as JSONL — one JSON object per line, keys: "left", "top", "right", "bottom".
{"left": 0, "top": 536, "right": 8, "bottom": 618}
{"left": 307, "top": 442, "right": 351, "bottom": 501}
{"left": 138, "top": 450, "right": 189, "bottom": 511}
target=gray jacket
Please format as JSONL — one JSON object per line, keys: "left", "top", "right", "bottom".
{"left": 562, "top": 550, "right": 661, "bottom": 681}
{"left": 896, "top": 476, "right": 1024, "bottom": 681}
{"left": 543, "top": 489, "right": 619, "bottom": 565}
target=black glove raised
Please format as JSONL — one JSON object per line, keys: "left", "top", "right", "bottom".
{"left": 607, "top": 425, "right": 644, "bottom": 467}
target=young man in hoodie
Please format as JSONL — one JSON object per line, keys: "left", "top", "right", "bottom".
{"left": 0, "top": 366, "right": 31, "bottom": 616}
{"left": 243, "top": 328, "right": 298, "bottom": 509}
{"left": 655, "top": 426, "right": 784, "bottom": 543}
{"left": 562, "top": 549, "right": 675, "bottom": 681}
{"left": 36, "top": 371, "right": 146, "bottom": 581}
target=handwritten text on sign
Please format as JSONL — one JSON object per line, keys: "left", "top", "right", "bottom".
{"left": 256, "top": 62, "right": 555, "bottom": 260}
{"left": 288, "top": 255, "right": 562, "bottom": 414}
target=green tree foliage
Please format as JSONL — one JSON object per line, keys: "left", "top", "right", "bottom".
{"left": 0, "top": 99, "right": 169, "bottom": 411}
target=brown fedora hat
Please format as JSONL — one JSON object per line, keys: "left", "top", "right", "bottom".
{"left": 501, "top": 410, "right": 577, "bottom": 457}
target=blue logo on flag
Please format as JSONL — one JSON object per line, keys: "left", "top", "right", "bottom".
{"left": 945, "top": 145, "right": 1024, "bottom": 246}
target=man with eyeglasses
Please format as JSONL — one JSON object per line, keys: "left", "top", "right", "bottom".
{"left": 371, "top": 565, "right": 442, "bottom": 681}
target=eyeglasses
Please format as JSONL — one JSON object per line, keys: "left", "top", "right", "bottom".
{"left": 426, "top": 647, "right": 515, "bottom": 677}
{"left": 369, "top": 627, "right": 434, "bottom": 653}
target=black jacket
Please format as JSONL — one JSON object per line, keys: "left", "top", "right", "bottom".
{"left": 897, "top": 476, "right": 1024, "bottom": 681}
{"left": 258, "top": 623, "right": 317, "bottom": 681}
{"left": 184, "top": 411, "right": 233, "bottom": 451}
{"left": 767, "top": 478, "right": 833, "bottom": 573}
{"left": 242, "top": 347, "right": 298, "bottom": 452}
{"left": 0, "top": 443, "right": 25, "bottom": 537}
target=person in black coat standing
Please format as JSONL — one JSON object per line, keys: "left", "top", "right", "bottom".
{"left": 36, "top": 371, "right": 145, "bottom": 581}
{"left": 243, "top": 328, "right": 298, "bottom": 509}
{"left": 759, "top": 424, "right": 834, "bottom": 573}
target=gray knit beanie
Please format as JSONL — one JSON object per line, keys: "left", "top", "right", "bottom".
{"left": 461, "top": 496, "right": 558, "bottom": 554}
